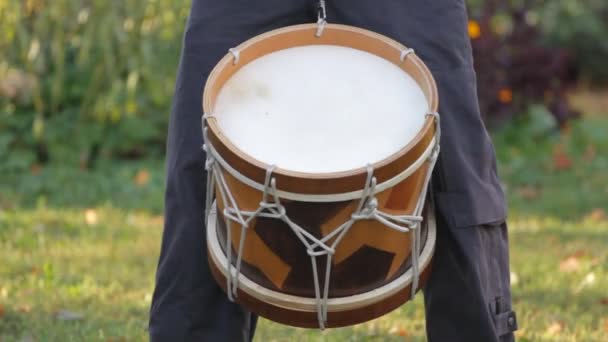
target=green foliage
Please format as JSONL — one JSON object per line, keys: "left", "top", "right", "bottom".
{"left": 492, "top": 110, "right": 608, "bottom": 218}
{"left": 2, "top": 0, "right": 607, "bottom": 173}
{"left": 541, "top": 0, "right": 608, "bottom": 84}
{"left": 468, "top": 0, "right": 608, "bottom": 84}
{"left": 0, "top": 0, "right": 189, "bottom": 170}
{"left": 0, "top": 159, "right": 165, "bottom": 213}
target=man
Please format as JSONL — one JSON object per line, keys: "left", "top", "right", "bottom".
{"left": 149, "top": 1, "right": 518, "bottom": 341}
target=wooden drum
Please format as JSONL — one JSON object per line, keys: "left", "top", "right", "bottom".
{"left": 202, "top": 23, "right": 440, "bottom": 329}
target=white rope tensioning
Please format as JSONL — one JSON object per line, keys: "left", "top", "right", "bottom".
{"left": 202, "top": 109, "right": 440, "bottom": 329}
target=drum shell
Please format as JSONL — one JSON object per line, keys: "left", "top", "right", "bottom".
{"left": 207, "top": 196, "right": 436, "bottom": 328}
{"left": 203, "top": 23, "right": 439, "bottom": 328}
{"left": 214, "top": 154, "right": 433, "bottom": 298}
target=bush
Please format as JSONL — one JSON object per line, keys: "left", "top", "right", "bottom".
{"left": 541, "top": 0, "right": 608, "bottom": 85}
{"left": 0, "top": 0, "right": 189, "bottom": 170}
{"left": 2, "top": 0, "right": 604, "bottom": 173}
{"left": 468, "top": 0, "right": 582, "bottom": 128}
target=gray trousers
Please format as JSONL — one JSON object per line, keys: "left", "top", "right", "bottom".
{"left": 149, "top": 1, "right": 517, "bottom": 341}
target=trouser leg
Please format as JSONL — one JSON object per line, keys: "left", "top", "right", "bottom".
{"left": 148, "top": 1, "right": 313, "bottom": 341}
{"left": 423, "top": 213, "right": 517, "bottom": 342}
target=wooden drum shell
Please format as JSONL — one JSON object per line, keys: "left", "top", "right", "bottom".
{"left": 203, "top": 23, "right": 439, "bottom": 328}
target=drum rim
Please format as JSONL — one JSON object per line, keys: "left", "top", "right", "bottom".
{"left": 206, "top": 200, "right": 437, "bottom": 313}
{"left": 203, "top": 23, "right": 439, "bottom": 195}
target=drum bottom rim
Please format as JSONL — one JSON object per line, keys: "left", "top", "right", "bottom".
{"left": 206, "top": 200, "right": 436, "bottom": 314}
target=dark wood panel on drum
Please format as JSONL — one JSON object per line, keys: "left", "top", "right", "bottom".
{"left": 216, "top": 203, "right": 429, "bottom": 298}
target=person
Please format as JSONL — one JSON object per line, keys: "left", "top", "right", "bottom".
{"left": 148, "top": 1, "right": 518, "bottom": 341}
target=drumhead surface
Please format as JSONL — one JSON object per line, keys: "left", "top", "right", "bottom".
{"left": 214, "top": 45, "right": 428, "bottom": 173}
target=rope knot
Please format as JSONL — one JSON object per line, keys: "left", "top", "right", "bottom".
{"left": 368, "top": 197, "right": 378, "bottom": 210}
{"left": 204, "top": 157, "right": 214, "bottom": 170}
{"left": 307, "top": 246, "right": 334, "bottom": 257}
{"left": 355, "top": 197, "right": 378, "bottom": 219}
{"left": 275, "top": 204, "right": 286, "bottom": 217}
{"left": 259, "top": 201, "right": 275, "bottom": 210}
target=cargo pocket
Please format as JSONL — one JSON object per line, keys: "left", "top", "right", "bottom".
{"left": 491, "top": 296, "right": 518, "bottom": 338}
{"left": 479, "top": 221, "right": 518, "bottom": 340}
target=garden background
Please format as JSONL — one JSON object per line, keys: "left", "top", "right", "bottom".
{"left": 1, "top": 0, "right": 607, "bottom": 341}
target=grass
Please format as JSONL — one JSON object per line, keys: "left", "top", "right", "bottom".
{"left": 1, "top": 112, "right": 607, "bottom": 341}
{"left": 0, "top": 207, "right": 160, "bottom": 341}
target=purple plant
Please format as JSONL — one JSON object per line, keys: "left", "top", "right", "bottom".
{"left": 470, "top": 0, "right": 580, "bottom": 128}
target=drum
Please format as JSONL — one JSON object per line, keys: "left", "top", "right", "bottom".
{"left": 202, "top": 23, "right": 440, "bottom": 329}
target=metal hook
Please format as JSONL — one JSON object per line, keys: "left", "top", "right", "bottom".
{"left": 315, "top": 0, "right": 327, "bottom": 37}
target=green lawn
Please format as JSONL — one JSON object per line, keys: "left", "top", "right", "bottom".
{"left": 1, "top": 116, "right": 607, "bottom": 341}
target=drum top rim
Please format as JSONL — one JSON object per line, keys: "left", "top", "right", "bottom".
{"left": 202, "top": 23, "right": 438, "bottom": 194}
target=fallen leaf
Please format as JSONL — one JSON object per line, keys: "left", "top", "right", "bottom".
{"left": 570, "top": 250, "right": 586, "bottom": 259}
{"left": 106, "top": 338, "right": 127, "bottom": 342}
{"left": 18, "top": 304, "right": 31, "bottom": 313}
{"left": 604, "top": 319, "right": 608, "bottom": 333}
{"left": 600, "top": 298, "right": 608, "bottom": 306}
{"left": 587, "top": 208, "right": 606, "bottom": 222}
{"left": 546, "top": 321, "right": 564, "bottom": 335}
{"left": 574, "top": 272, "right": 597, "bottom": 294}
{"left": 397, "top": 328, "right": 409, "bottom": 337}
{"left": 84, "top": 209, "right": 98, "bottom": 225}
{"left": 510, "top": 271, "right": 519, "bottom": 286}
{"left": 134, "top": 169, "right": 150, "bottom": 186}
{"left": 30, "top": 163, "right": 42, "bottom": 175}
{"left": 516, "top": 186, "right": 540, "bottom": 200}
{"left": 388, "top": 325, "right": 408, "bottom": 337}
{"left": 584, "top": 145, "right": 596, "bottom": 162}
{"left": 581, "top": 273, "right": 596, "bottom": 286}
{"left": 559, "top": 256, "right": 581, "bottom": 273}
{"left": 55, "top": 310, "right": 84, "bottom": 321}
{"left": 552, "top": 144, "right": 572, "bottom": 171}
{"left": 150, "top": 215, "right": 164, "bottom": 226}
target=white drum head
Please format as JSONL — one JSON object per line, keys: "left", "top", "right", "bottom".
{"left": 214, "top": 45, "right": 428, "bottom": 174}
